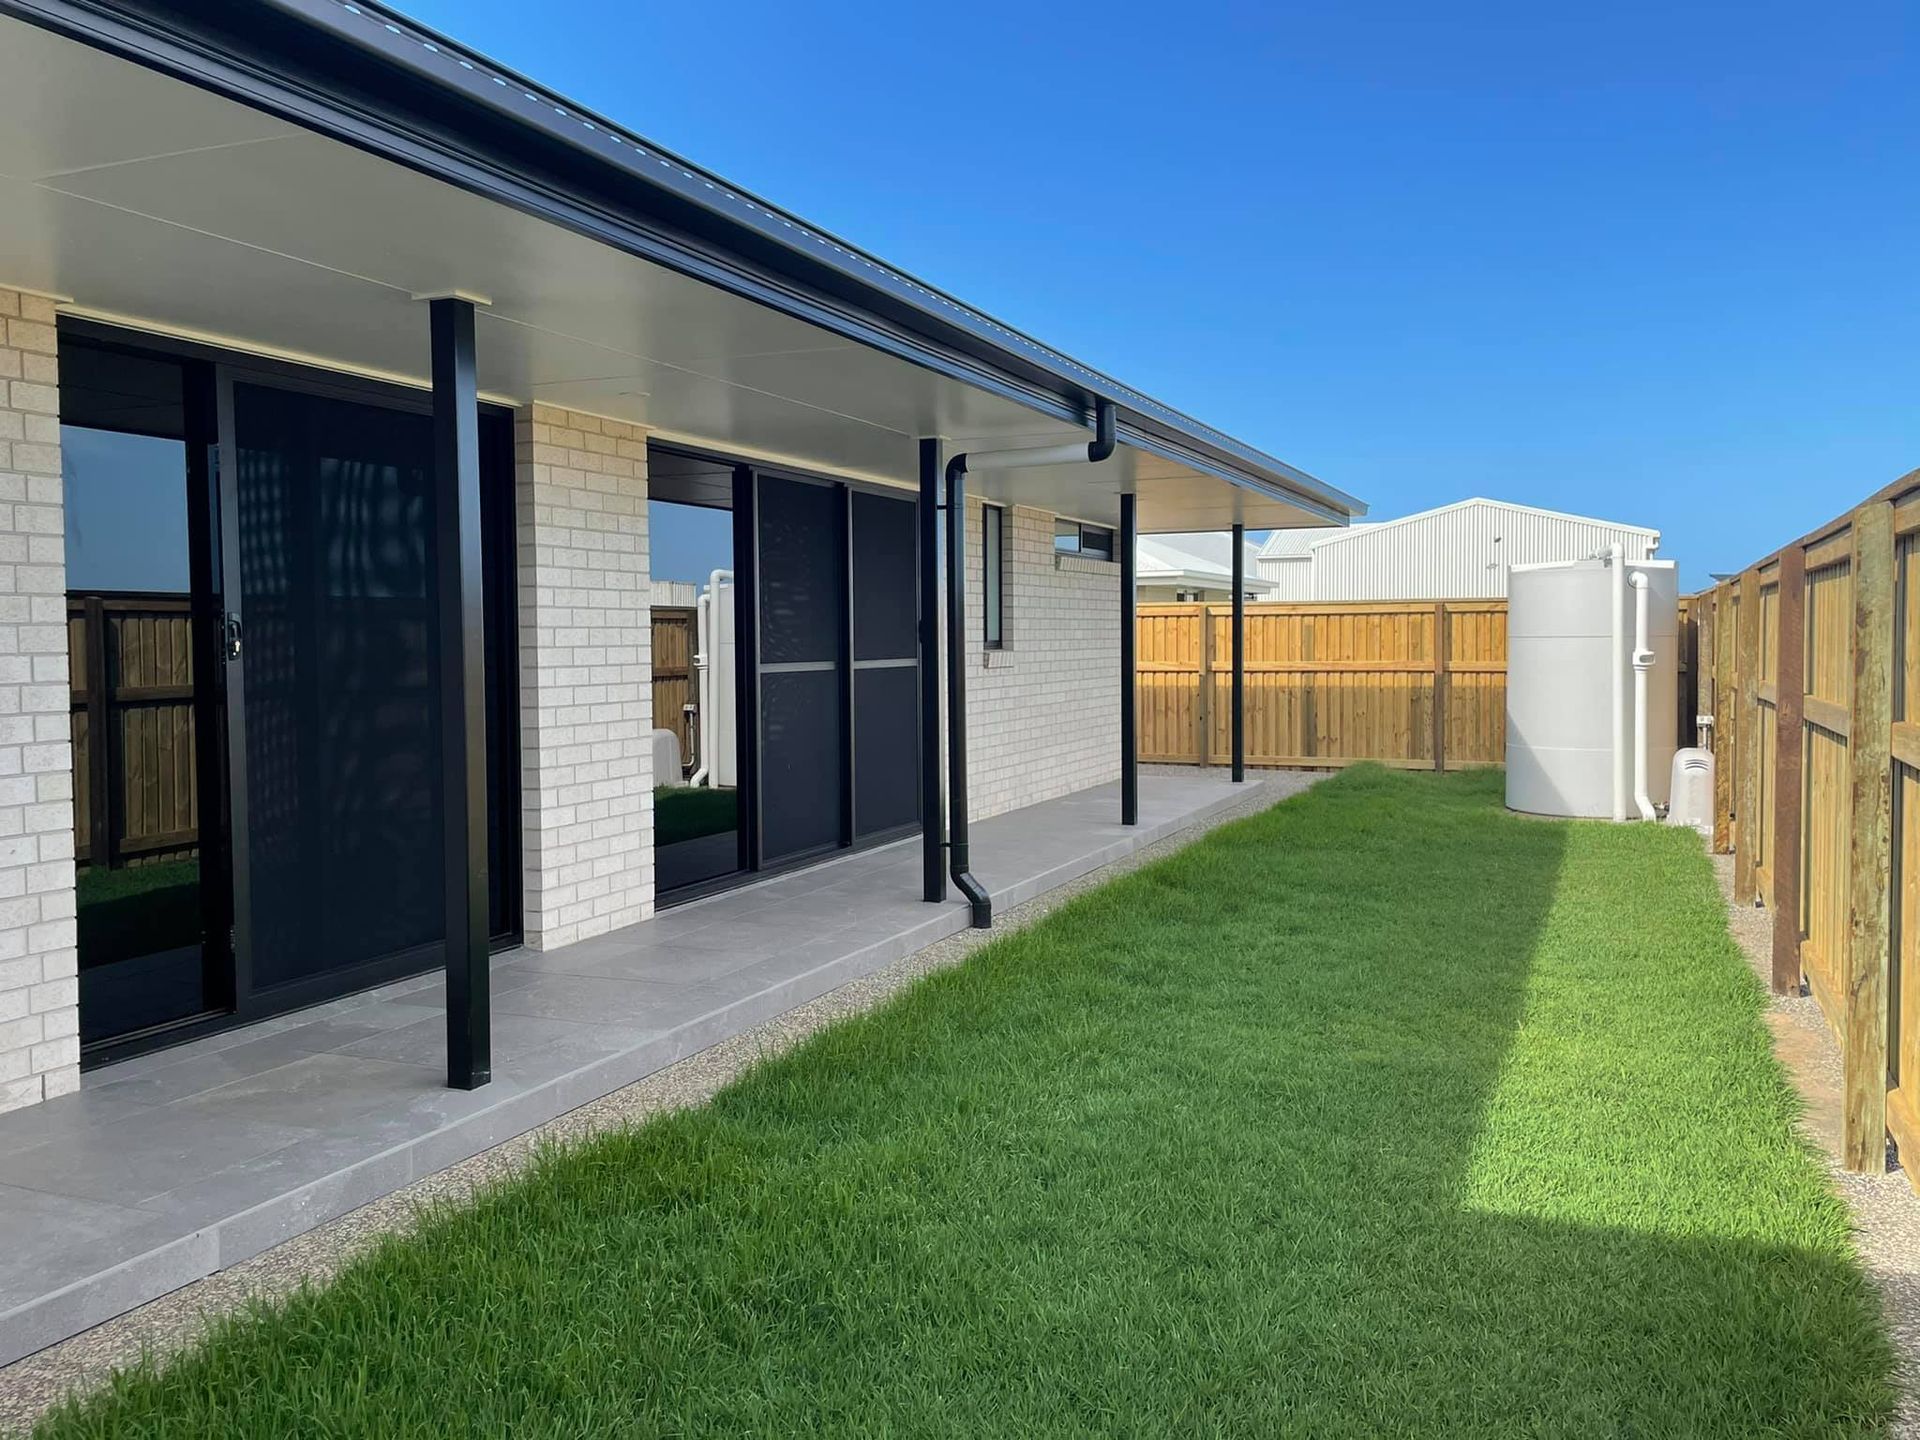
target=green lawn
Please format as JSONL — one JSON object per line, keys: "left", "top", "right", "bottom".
{"left": 38, "top": 768, "right": 1893, "bottom": 1436}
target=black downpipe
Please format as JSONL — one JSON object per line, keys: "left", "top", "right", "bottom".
{"left": 1088, "top": 398, "right": 1117, "bottom": 463}
{"left": 943, "top": 456, "right": 993, "bottom": 926}
{"left": 939, "top": 398, "right": 1116, "bottom": 925}
{"left": 1120, "top": 490, "right": 1138, "bottom": 826}
{"left": 1231, "top": 521, "right": 1246, "bottom": 783}
{"left": 918, "top": 440, "right": 946, "bottom": 903}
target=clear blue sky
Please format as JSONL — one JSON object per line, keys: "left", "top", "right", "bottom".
{"left": 403, "top": 0, "right": 1916, "bottom": 590}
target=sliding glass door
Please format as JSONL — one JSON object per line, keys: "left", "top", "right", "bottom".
{"left": 64, "top": 320, "right": 522, "bottom": 1063}
{"left": 649, "top": 445, "right": 923, "bottom": 904}
{"left": 62, "top": 339, "right": 226, "bottom": 1047}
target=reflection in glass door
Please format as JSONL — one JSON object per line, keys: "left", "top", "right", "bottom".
{"left": 649, "top": 478, "right": 744, "bottom": 895}
{"left": 62, "top": 340, "right": 226, "bottom": 1047}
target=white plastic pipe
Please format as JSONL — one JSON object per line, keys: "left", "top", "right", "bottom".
{"left": 687, "top": 567, "right": 732, "bottom": 788}
{"left": 1607, "top": 544, "right": 1629, "bottom": 821}
{"left": 688, "top": 589, "right": 711, "bottom": 787}
{"left": 1629, "top": 570, "right": 1656, "bottom": 821}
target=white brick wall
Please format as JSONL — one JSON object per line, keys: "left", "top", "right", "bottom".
{"left": 515, "top": 403, "right": 653, "bottom": 951}
{"left": 0, "top": 287, "right": 78, "bottom": 1113}
{"left": 962, "top": 499, "right": 1121, "bottom": 821}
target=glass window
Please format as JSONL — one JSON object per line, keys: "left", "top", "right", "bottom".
{"left": 983, "top": 504, "right": 1004, "bottom": 649}
{"left": 1053, "top": 519, "right": 1115, "bottom": 561}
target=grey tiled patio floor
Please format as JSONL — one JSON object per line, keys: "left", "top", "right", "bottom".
{"left": 0, "top": 771, "right": 1269, "bottom": 1367}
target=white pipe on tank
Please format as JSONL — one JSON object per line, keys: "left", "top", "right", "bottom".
{"left": 688, "top": 589, "right": 712, "bottom": 787}
{"left": 686, "top": 568, "right": 733, "bottom": 789}
{"left": 1607, "top": 544, "right": 1629, "bottom": 821}
{"left": 1629, "top": 570, "right": 1656, "bottom": 821}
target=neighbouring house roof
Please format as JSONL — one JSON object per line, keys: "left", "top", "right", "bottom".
{"left": 1137, "top": 534, "right": 1278, "bottom": 594}
{"left": 1255, "top": 497, "right": 1653, "bottom": 558}
{"left": 7, "top": 0, "right": 1365, "bottom": 529}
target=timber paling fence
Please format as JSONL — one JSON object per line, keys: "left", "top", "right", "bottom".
{"left": 1694, "top": 466, "right": 1920, "bottom": 1175}
{"left": 650, "top": 605, "right": 695, "bottom": 769}
{"left": 1134, "top": 601, "right": 1507, "bottom": 771}
{"left": 68, "top": 592, "right": 199, "bottom": 870}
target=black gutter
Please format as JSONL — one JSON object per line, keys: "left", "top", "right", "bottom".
{"left": 0, "top": 0, "right": 1362, "bottom": 525}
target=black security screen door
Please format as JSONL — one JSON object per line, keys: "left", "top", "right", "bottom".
{"left": 755, "top": 473, "right": 847, "bottom": 865}
{"left": 230, "top": 380, "right": 444, "bottom": 990}
{"left": 223, "top": 375, "right": 519, "bottom": 1005}
{"left": 850, "top": 490, "right": 919, "bottom": 838}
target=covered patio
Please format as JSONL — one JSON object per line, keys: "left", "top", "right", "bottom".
{"left": 0, "top": 0, "right": 1360, "bottom": 1093}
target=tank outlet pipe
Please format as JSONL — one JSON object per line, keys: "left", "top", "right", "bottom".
{"left": 687, "top": 568, "right": 731, "bottom": 788}
{"left": 943, "top": 400, "right": 1117, "bottom": 927}
{"left": 1607, "top": 544, "right": 1629, "bottom": 822}
{"left": 1629, "top": 570, "right": 1656, "bottom": 821}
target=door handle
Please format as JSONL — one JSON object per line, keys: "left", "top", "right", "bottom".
{"left": 222, "top": 612, "right": 243, "bottom": 662}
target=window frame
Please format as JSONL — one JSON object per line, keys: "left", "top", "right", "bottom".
{"left": 983, "top": 502, "right": 1005, "bottom": 650}
{"left": 1054, "top": 518, "right": 1115, "bottom": 561}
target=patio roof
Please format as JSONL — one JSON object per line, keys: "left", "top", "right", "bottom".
{"left": 0, "top": 0, "right": 1366, "bottom": 535}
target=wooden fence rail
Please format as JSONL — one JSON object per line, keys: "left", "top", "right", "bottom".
{"left": 68, "top": 591, "right": 198, "bottom": 870}
{"left": 1135, "top": 600, "right": 1507, "bottom": 771}
{"left": 1695, "top": 466, "right": 1920, "bottom": 1176}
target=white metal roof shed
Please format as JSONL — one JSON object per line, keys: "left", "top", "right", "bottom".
{"left": 1255, "top": 498, "right": 1659, "bottom": 601}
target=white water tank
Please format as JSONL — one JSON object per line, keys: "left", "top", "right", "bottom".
{"left": 1506, "top": 556, "right": 1679, "bottom": 818}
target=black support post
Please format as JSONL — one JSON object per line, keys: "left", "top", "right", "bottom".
{"left": 918, "top": 439, "right": 945, "bottom": 903}
{"left": 430, "top": 297, "right": 491, "bottom": 1091}
{"left": 1231, "top": 521, "right": 1246, "bottom": 783}
{"left": 1120, "top": 492, "right": 1138, "bottom": 826}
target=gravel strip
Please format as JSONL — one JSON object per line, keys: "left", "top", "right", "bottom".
{"left": 1712, "top": 851, "right": 1920, "bottom": 1436}
{"left": 0, "top": 768, "right": 1322, "bottom": 1434}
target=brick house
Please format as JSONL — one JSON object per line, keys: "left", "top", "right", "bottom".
{"left": 0, "top": 0, "right": 1362, "bottom": 1364}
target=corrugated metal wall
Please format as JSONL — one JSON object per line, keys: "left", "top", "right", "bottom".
{"left": 1256, "top": 555, "right": 1314, "bottom": 599}
{"left": 1310, "top": 503, "right": 1657, "bottom": 600}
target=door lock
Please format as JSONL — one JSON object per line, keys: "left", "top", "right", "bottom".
{"left": 222, "top": 612, "right": 243, "bottom": 662}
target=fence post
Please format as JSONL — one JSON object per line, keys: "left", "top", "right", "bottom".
{"left": 1843, "top": 501, "right": 1895, "bottom": 1173}
{"left": 1196, "top": 605, "right": 1213, "bottom": 766}
{"left": 1771, "top": 544, "right": 1807, "bottom": 995}
{"left": 1431, "top": 601, "right": 1448, "bottom": 773}
{"left": 1713, "top": 581, "right": 1737, "bottom": 853}
{"left": 1734, "top": 569, "right": 1762, "bottom": 902}
{"left": 1696, "top": 586, "right": 1716, "bottom": 779}
{"left": 83, "top": 594, "right": 115, "bottom": 872}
